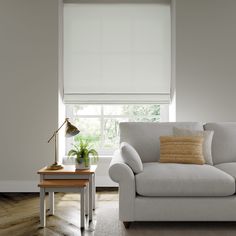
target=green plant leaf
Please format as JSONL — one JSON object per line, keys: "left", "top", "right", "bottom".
{"left": 68, "top": 138, "right": 99, "bottom": 164}
{"left": 68, "top": 149, "right": 77, "bottom": 157}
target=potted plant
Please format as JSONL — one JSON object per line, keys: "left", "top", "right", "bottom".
{"left": 68, "top": 139, "right": 98, "bottom": 170}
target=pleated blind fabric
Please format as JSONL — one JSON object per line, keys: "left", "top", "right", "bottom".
{"left": 63, "top": 1, "right": 171, "bottom": 104}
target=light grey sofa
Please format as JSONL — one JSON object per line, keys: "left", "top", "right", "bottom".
{"left": 109, "top": 122, "right": 236, "bottom": 228}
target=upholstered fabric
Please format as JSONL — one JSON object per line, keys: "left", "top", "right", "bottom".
{"left": 134, "top": 196, "right": 236, "bottom": 221}
{"left": 204, "top": 123, "right": 236, "bottom": 164}
{"left": 110, "top": 122, "right": 236, "bottom": 223}
{"left": 173, "top": 127, "right": 214, "bottom": 165}
{"left": 109, "top": 150, "right": 135, "bottom": 221}
{"left": 120, "top": 142, "right": 143, "bottom": 174}
{"left": 215, "top": 162, "right": 236, "bottom": 179}
{"left": 135, "top": 163, "right": 235, "bottom": 197}
{"left": 120, "top": 122, "right": 203, "bottom": 162}
{"left": 159, "top": 136, "right": 205, "bottom": 165}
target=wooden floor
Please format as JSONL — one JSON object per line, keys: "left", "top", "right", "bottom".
{"left": 0, "top": 190, "right": 118, "bottom": 236}
{"left": 1, "top": 191, "right": 236, "bottom": 236}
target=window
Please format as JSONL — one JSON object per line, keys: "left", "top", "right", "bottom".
{"left": 63, "top": 1, "right": 172, "bottom": 156}
{"left": 66, "top": 104, "right": 168, "bottom": 155}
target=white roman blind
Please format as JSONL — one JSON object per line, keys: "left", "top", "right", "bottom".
{"left": 63, "top": 0, "right": 171, "bottom": 104}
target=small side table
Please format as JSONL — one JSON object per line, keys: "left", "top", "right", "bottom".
{"left": 38, "top": 179, "right": 89, "bottom": 228}
{"left": 38, "top": 165, "right": 97, "bottom": 227}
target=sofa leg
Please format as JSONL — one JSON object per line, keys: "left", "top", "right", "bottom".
{"left": 123, "top": 221, "right": 131, "bottom": 229}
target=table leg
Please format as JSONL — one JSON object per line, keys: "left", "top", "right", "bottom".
{"left": 85, "top": 185, "right": 89, "bottom": 216}
{"left": 92, "top": 173, "right": 96, "bottom": 210}
{"left": 89, "top": 175, "right": 93, "bottom": 221}
{"left": 49, "top": 192, "right": 54, "bottom": 215}
{"left": 40, "top": 188, "right": 46, "bottom": 227}
{"left": 80, "top": 188, "right": 85, "bottom": 229}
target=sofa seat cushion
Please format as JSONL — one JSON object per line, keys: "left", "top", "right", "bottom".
{"left": 215, "top": 162, "right": 236, "bottom": 179}
{"left": 135, "top": 163, "right": 235, "bottom": 197}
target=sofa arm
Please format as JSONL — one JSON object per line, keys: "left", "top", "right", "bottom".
{"left": 109, "top": 150, "right": 135, "bottom": 183}
{"left": 109, "top": 150, "right": 135, "bottom": 221}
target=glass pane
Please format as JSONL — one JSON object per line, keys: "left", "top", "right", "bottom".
{"left": 122, "top": 104, "right": 160, "bottom": 118}
{"left": 103, "top": 118, "right": 129, "bottom": 149}
{"left": 73, "top": 118, "right": 101, "bottom": 149}
{"left": 68, "top": 104, "right": 101, "bottom": 116}
{"left": 103, "top": 105, "right": 124, "bottom": 115}
{"left": 129, "top": 116, "right": 160, "bottom": 122}
{"left": 103, "top": 104, "right": 161, "bottom": 119}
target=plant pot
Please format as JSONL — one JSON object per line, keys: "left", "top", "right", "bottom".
{"left": 75, "top": 161, "right": 90, "bottom": 170}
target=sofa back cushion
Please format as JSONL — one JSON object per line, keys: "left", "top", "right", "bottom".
{"left": 173, "top": 127, "right": 214, "bottom": 165}
{"left": 119, "top": 122, "right": 203, "bottom": 163}
{"left": 204, "top": 123, "right": 236, "bottom": 165}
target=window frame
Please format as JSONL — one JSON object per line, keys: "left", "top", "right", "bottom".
{"left": 65, "top": 104, "right": 169, "bottom": 156}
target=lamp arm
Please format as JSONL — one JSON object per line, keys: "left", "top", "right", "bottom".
{"left": 47, "top": 118, "right": 69, "bottom": 143}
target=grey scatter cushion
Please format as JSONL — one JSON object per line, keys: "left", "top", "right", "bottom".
{"left": 120, "top": 142, "right": 143, "bottom": 174}
{"left": 173, "top": 127, "right": 214, "bottom": 165}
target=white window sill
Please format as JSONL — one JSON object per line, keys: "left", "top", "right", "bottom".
{"left": 63, "top": 155, "right": 112, "bottom": 165}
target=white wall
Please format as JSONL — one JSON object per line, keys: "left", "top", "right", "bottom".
{"left": 0, "top": 0, "right": 59, "bottom": 191}
{"left": 175, "top": 0, "right": 236, "bottom": 122}
{"left": 2, "top": 0, "right": 236, "bottom": 191}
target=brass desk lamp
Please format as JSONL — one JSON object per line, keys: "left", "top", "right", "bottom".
{"left": 47, "top": 118, "right": 80, "bottom": 170}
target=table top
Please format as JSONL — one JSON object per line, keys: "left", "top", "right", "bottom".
{"left": 38, "top": 165, "right": 97, "bottom": 175}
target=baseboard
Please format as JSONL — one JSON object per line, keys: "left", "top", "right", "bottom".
{"left": 0, "top": 181, "right": 39, "bottom": 192}
{"left": 95, "top": 176, "right": 118, "bottom": 187}
{"left": 96, "top": 187, "right": 118, "bottom": 192}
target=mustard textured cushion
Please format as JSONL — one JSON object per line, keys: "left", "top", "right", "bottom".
{"left": 159, "top": 136, "right": 205, "bottom": 165}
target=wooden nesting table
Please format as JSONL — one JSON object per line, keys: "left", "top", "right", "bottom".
{"left": 38, "top": 165, "right": 97, "bottom": 228}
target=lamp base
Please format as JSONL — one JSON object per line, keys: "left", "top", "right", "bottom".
{"left": 46, "top": 162, "right": 64, "bottom": 170}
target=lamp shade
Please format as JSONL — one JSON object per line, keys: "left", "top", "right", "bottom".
{"left": 65, "top": 120, "right": 80, "bottom": 137}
